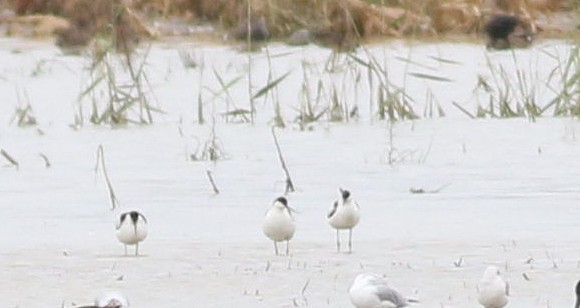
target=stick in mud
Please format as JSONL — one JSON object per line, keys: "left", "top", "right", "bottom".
{"left": 271, "top": 126, "right": 295, "bottom": 194}
{"left": 1, "top": 149, "right": 19, "bottom": 169}
{"left": 39, "top": 153, "right": 51, "bottom": 168}
{"left": 206, "top": 170, "right": 220, "bottom": 194}
{"left": 95, "top": 144, "right": 120, "bottom": 210}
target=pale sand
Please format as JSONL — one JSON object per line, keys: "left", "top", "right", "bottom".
{"left": 4, "top": 238, "right": 578, "bottom": 307}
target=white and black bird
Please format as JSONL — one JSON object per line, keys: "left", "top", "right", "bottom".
{"left": 262, "top": 196, "right": 295, "bottom": 256}
{"left": 116, "top": 211, "right": 148, "bottom": 256}
{"left": 349, "top": 273, "right": 415, "bottom": 308}
{"left": 77, "top": 291, "right": 129, "bottom": 308}
{"left": 477, "top": 266, "right": 509, "bottom": 308}
{"left": 327, "top": 188, "right": 360, "bottom": 253}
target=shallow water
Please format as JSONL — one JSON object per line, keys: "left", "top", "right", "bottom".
{"left": 0, "top": 38, "right": 579, "bottom": 307}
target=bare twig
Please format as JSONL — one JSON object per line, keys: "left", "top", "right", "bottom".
{"left": 38, "top": 153, "right": 51, "bottom": 168}
{"left": 271, "top": 126, "right": 295, "bottom": 194}
{"left": 452, "top": 101, "right": 476, "bottom": 119}
{"left": 206, "top": 170, "right": 220, "bottom": 194}
{"left": 409, "top": 183, "right": 451, "bottom": 194}
{"left": 1, "top": 149, "right": 19, "bottom": 169}
{"left": 95, "top": 144, "right": 120, "bottom": 210}
{"left": 453, "top": 256, "right": 464, "bottom": 268}
{"left": 522, "top": 273, "right": 530, "bottom": 281}
{"left": 301, "top": 278, "right": 310, "bottom": 296}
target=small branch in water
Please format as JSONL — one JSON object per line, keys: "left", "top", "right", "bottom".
{"left": 453, "top": 256, "right": 464, "bottom": 268}
{"left": 271, "top": 126, "right": 295, "bottom": 194}
{"left": 1, "top": 149, "right": 19, "bottom": 169}
{"left": 409, "top": 183, "right": 451, "bottom": 194}
{"left": 95, "top": 144, "right": 120, "bottom": 210}
{"left": 38, "top": 153, "right": 51, "bottom": 168}
{"left": 206, "top": 170, "right": 220, "bottom": 194}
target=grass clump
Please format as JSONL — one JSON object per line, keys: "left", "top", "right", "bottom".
{"left": 74, "top": 40, "right": 160, "bottom": 127}
{"left": 543, "top": 45, "right": 580, "bottom": 116}
{"left": 467, "top": 52, "right": 542, "bottom": 120}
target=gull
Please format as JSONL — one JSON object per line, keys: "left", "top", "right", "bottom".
{"left": 327, "top": 188, "right": 360, "bottom": 253}
{"left": 477, "top": 266, "right": 509, "bottom": 308}
{"left": 77, "top": 291, "right": 129, "bottom": 308}
{"left": 116, "top": 211, "right": 148, "bottom": 256}
{"left": 349, "top": 273, "right": 415, "bottom": 308}
{"left": 262, "top": 196, "right": 295, "bottom": 255}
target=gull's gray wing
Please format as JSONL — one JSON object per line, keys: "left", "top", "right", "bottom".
{"left": 375, "top": 285, "right": 408, "bottom": 307}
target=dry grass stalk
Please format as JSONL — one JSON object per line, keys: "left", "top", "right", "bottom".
{"left": 271, "top": 126, "right": 295, "bottom": 194}
{"left": 1, "top": 149, "right": 19, "bottom": 169}
{"left": 38, "top": 153, "right": 51, "bottom": 168}
{"left": 205, "top": 170, "right": 220, "bottom": 194}
{"left": 95, "top": 144, "right": 120, "bottom": 210}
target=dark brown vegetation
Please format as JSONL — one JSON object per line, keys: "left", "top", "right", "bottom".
{"left": 1, "top": 0, "right": 577, "bottom": 49}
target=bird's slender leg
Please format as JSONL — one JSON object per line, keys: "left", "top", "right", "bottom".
{"left": 286, "top": 240, "right": 290, "bottom": 256}
{"left": 274, "top": 241, "right": 279, "bottom": 255}
{"left": 336, "top": 229, "right": 340, "bottom": 252}
{"left": 135, "top": 243, "right": 139, "bottom": 256}
{"left": 348, "top": 228, "right": 353, "bottom": 253}
{"left": 124, "top": 245, "right": 128, "bottom": 256}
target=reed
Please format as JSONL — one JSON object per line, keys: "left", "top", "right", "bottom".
{"left": 542, "top": 45, "right": 580, "bottom": 116}
{"left": 466, "top": 51, "right": 546, "bottom": 120}
{"left": 75, "top": 39, "right": 160, "bottom": 127}
{"left": 199, "top": 117, "right": 226, "bottom": 162}
{"left": 271, "top": 126, "right": 295, "bottom": 194}
{"left": 258, "top": 49, "right": 298, "bottom": 127}
{"left": 295, "top": 60, "right": 327, "bottom": 129}
{"left": 95, "top": 144, "right": 119, "bottom": 210}
{"left": 178, "top": 48, "right": 205, "bottom": 124}
{"left": 350, "top": 52, "right": 419, "bottom": 121}
{"left": 11, "top": 105, "right": 37, "bottom": 127}
{"left": 1, "top": 149, "right": 19, "bottom": 169}
{"left": 211, "top": 70, "right": 248, "bottom": 123}
{"left": 11, "top": 88, "right": 37, "bottom": 127}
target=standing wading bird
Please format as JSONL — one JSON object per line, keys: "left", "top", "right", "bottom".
{"left": 77, "top": 291, "right": 129, "bottom": 308}
{"left": 262, "top": 196, "right": 296, "bottom": 255}
{"left": 116, "top": 211, "right": 148, "bottom": 256}
{"left": 328, "top": 188, "right": 360, "bottom": 253}
{"left": 477, "top": 266, "right": 509, "bottom": 308}
{"left": 349, "top": 273, "right": 416, "bottom": 308}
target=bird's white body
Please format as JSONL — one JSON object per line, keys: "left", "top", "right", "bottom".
{"left": 116, "top": 211, "right": 147, "bottom": 255}
{"left": 263, "top": 202, "right": 295, "bottom": 242}
{"left": 477, "top": 266, "right": 509, "bottom": 308}
{"left": 328, "top": 197, "right": 360, "bottom": 229}
{"left": 263, "top": 197, "right": 295, "bottom": 255}
{"left": 349, "top": 273, "right": 409, "bottom": 308}
{"left": 328, "top": 188, "right": 360, "bottom": 252}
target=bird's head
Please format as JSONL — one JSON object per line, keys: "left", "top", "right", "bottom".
{"left": 339, "top": 188, "right": 351, "bottom": 201}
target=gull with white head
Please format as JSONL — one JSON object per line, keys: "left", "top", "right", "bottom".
{"left": 116, "top": 211, "right": 148, "bottom": 256}
{"left": 262, "top": 196, "right": 295, "bottom": 255}
{"left": 349, "top": 273, "right": 415, "bottom": 308}
{"left": 327, "top": 188, "right": 360, "bottom": 253}
{"left": 477, "top": 265, "right": 509, "bottom": 308}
